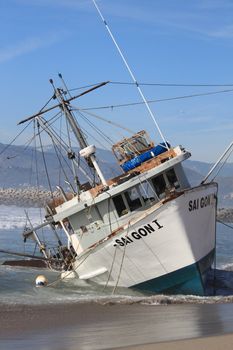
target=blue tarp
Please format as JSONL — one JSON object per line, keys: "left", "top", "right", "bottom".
{"left": 121, "top": 142, "right": 170, "bottom": 172}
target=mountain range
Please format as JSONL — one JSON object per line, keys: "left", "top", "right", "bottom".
{"left": 0, "top": 143, "right": 232, "bottom": 207}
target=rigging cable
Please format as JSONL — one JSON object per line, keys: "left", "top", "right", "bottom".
{"left": 72, "top": 121, "right": 122, "bottom": 178}
{"left": 33, "top": 121, "right": 46, "bottom": 243}
{"left": 71, "top": 106, "right": 135, "bottom": 134}
{"left": 0, "top": 120, "right": 33, "bottom": 157}
{"left": 37, "top": 108, "right": 87, "bottom": 166}
{"left": 36, "top": 120, "right": 54, "bottom": 199}
{"left": 69, "top": 81, "right": 233, "bottom": 92}
{"left": 201, "top": 141, "right": 233, "bottom": 184}
{"left": 37, "top": 116, "right": 93, "bottom": 183}
{"left": 77, "top": 111, "right": 114, "bottom": 146}
{"left": 50, "top": 79, "right": 81, "bottom": 193}
{"left": 109, "top": 81, "right": 233, "bottom": 87}
{"left": 6, "top": 110, "right": 65, "bottom": 162}
{"left": 39, "top": 117, "right": 78, "bottom": 181}
{"left": 209, "top": 145, "right": 233, "bottom": 182}
{"left": 81, "top": 88, "right": 233, "bottom": 111}
{"left": 77, "top": 122, "right": 113, "bottom": 154}
{"left": 51, "top": 138, "right": 77, "bottom": 191}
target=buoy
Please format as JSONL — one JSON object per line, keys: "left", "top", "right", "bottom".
{"left": 35, "top": 275, "right": 48, "bottom": 287}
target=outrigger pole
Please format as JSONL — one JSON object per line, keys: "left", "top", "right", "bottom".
{"left": 0, "top": 249, "right": 55, "bottom": 262}
{"left": 17, "top": 81, "right": 109, "bottom": 125}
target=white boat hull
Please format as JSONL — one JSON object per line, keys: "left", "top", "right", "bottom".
{"left": 69, "top": 183, "right": 217, "bottom": 295}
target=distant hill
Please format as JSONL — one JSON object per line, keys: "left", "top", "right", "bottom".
{"left": 0, "top": 143, "right": 121, "bottom": 189}
{"left": 183, "top": 160, "right": 233, "bottom": 207}
{"left": 0, "top": 143, "right": 232, "bottom": 207}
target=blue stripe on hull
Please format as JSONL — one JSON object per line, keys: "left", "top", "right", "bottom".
{"left": 131, "top": 249, "right": 215, "bottom": 296}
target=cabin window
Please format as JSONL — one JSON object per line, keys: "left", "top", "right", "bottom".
{"left": 138, "top": 181, "right": 157, "bottom": 205}
{"left": 151, "top": 174, "right": 166, "bottom": 199}
{"left": 166, "top": 168, "right": 180, "bottom": 189}
{"left": 112, "top": 195, "right": 128, "bottom": 217}
{"left": 124, "top": 187, "right": 142, "bottom": 211}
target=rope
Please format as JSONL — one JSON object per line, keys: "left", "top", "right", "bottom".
{"left": 46, "top": 262, "right": 75, "bottom": 287}
{"left": 217, "top": 219, "right": 233, "bottom": 230}
{"left": 102, "top": 195, "right": 116, "bottom": 291}
{"left": 103, "top": 246, "right": 118, "bottom": 292}
{"left": 112, "top": 221, "right": 131, "bottom": 295}
{"left": 47, "top": 247, "right": 96, "bottom": 287}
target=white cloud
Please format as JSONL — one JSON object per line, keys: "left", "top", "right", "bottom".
{"left": 198, "top": 0, "right": 233, "bottom": 10}
{"left": 0, "top": 32, "right": 69, "bottom": 64}
{"left": 16, "top": 0, "right": 90, "bottom": 10}
{"left": 11, "top": 1, "right": 233, "bottom": 41}
{"left": 208, "top": 24, "right": 233, "bottom": 38}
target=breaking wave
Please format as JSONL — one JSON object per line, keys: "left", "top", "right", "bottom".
{"left": 1, "top": 206, "right": 233, "bottom": 307}
{"left": 1, "top": 265, "right": 233, "bottom": 307}
{"left": 0, "top": 205, "right": 43, "bottom": 230}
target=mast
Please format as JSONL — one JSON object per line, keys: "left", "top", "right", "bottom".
{"left": 51, "top": 80, "right": 108, "bottom": 187}
{"left": 18, "top": 80, "right": 109, "bottom": 188}
{"left": 50, "top": 79, "right": 88, "bottom": 150}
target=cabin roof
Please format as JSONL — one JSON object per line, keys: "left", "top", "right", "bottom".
{"left": 51, "top": 146, "right": 190, "bottom": 222}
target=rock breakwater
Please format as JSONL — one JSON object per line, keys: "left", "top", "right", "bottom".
{"left": 0, "top": 188, "right": 54, "bottom": 207}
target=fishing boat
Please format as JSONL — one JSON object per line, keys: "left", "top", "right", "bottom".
{"left": 15, "top": 2, "right": 219, "bottom": 295}
{"left": 15, "top": 75, "right": 217, "bottom": 295}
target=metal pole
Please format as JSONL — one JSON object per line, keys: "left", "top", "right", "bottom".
{"left": 24, "top": 210, "right": 49, "bottom": 259}
{"left": 92, "top": 0, "right": 169, "bottom": 150}
{"left": 201, "top": 141, "right": 233, "bottom": 184}
{"left": 18, "top": 81, "right": 109, "bottom": 125}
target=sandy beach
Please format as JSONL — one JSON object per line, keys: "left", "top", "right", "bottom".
{"left": 1, "top": 302, "right": 233, "bottom": 350}
{"left": 123, "top": 334, "right": 233, "bottom": 350}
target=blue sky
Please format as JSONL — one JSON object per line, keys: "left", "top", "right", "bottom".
{"left": 1, "top": 0, "right": 233, "bottom": 162}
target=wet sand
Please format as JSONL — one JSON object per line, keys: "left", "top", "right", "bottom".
{"left": 2, "top": 302, "right": 233, "bottom": 349}
{"left": 123, "top": 334, "right": 233, "bottom": 350}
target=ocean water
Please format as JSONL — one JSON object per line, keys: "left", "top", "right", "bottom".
{"left": 1, "top": 204, "right": 233, "bottom": 306}
{"left": 2, "top": 205, "right": 233, "bottom": 349}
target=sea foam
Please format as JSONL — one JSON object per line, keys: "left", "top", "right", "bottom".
{"left": 0, "top": 205, "right": 43, "bottom": 230}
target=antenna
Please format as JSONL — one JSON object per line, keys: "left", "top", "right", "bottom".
{"left": 92, "top": 0, "right": 169, "bottom": 150}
